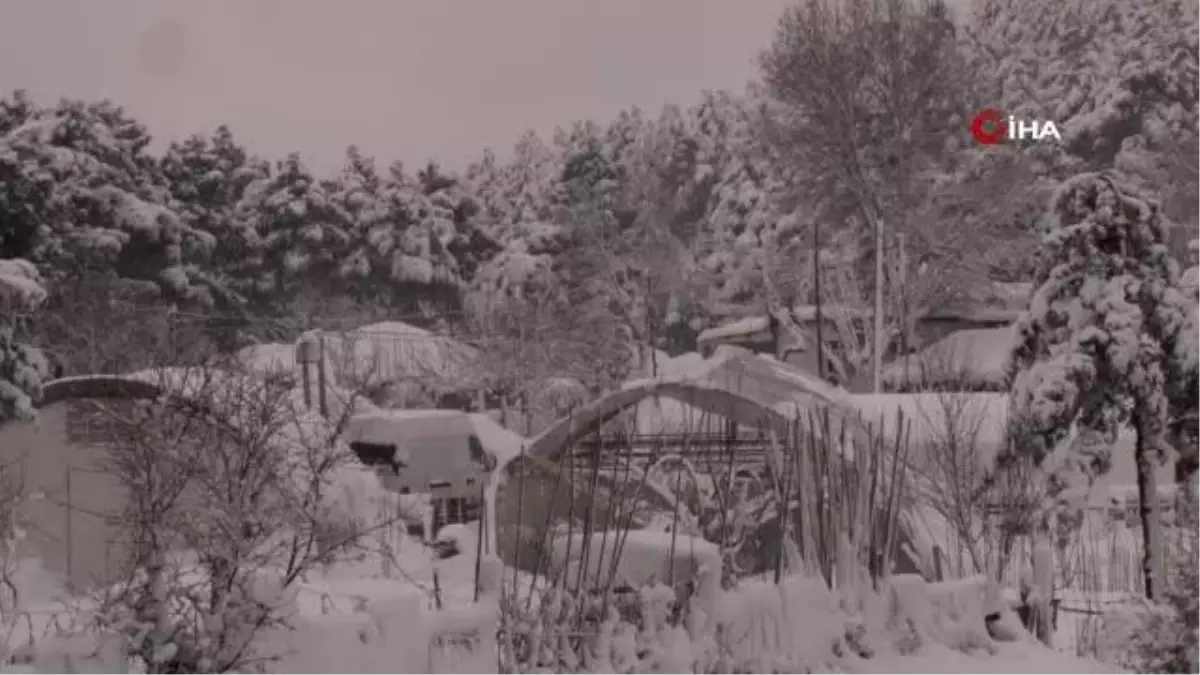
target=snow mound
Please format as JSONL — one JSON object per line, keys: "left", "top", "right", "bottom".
{"left": 0, "top": 258, "right": 47, "bottom": 309}
{"left": 550, "top": 530, "right": 720, "bottom": 589}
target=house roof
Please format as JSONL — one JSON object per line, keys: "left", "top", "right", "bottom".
{"left": 696, "top": 316, "right": 771, "bottom": 344}
{"left": 922, "top": 281, "right": 1031, "bottom": 322}
{"left": 881, "top": 326, "right": 1015, "bottom": 391}
{"left": 344, "top": 408, "right": 526, "bottom": 481}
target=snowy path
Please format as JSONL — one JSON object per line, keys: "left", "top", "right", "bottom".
{"left": 861, "top": 642, "right": 1122, "bottom": 674}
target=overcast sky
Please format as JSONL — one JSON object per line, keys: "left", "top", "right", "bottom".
{"left": 0, "top": 1, "right": 966, "bottom": 175}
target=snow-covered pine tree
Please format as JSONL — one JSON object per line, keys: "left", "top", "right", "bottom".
{"left": 967, "top": 0, "right": 1199, "bottom": 234}
{"left": 465, "top": 132, "right": 564, "bottom": 303}
{"left": 236, "top": 153, "right": 352, "bottom": 312}
{"left": 551, "top": 119, "right": 648, "bottom": 383}
{"left": 0, "top": 258, "right": 49, "bottom": 421}
{"left": 327, "top": 145, "right": 388, "bottom": 304}
{"left": 414, "top": 161, "right": 496, "bottom": 291}
{"left": 0, "top": 96, "right": 213, "bottom": 302}
{"left": 1008, "top": 171, "right": 1193, "bottom": 601}
{"left": 0, "top": 90, "right": 36, "bottom": 137}
{"left": 376, "top": 161, "right": 471, "bottom": 309}
{"left": 160, "top": 125, "right": 271, "bottom": 308}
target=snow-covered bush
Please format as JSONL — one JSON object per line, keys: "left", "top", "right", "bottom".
{"left": 81, "top": 363, "right": 403, "bottom": 672}
{"left": 1109, "top": 505, "right": 1199, "bottom": 673}
{"left": 495, "top": 569, "right": 1018, "bottom": 673}
{"left": 498, "top": 581, "right": 699, "bottom": 673}
{"left": 1009, "top": 171, "right": 1194, "bottom": 613}
{"left": 0, "top": 259, "right": 49, "bottom": 423}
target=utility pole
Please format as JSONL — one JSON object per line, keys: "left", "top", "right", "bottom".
{"left": 872, "top": 217, "right": 885, "bottom": 393}
{"left": 898, "top": 233, "right": 909, "bottom": 388}
{"left": 813, "top": 221, "right": 825, "bottom": 381}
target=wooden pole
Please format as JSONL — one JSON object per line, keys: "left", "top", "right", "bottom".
{"left": 814, "top": 221, "right": 825, "bottom": 381}
{"left": 872, "top": 218, "right": 885, "bottom": 393}
{"left": 317, "top": 335, "right": 329, "bottom": 418}
{"left": 300, "top": 339, "right": 313, "bottom": 409}
{"left": 65, "top": 467, "right": 73, "bottom": 591}
{"left": 898, "top": 233, "right": 909, "bottom": 388}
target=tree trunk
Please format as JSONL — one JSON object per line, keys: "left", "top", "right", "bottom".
{"left": 1135, "top": 422, "right": 1165, "bottom": 600}
{"left": 1029, "top": 520, "right": 1055, "bottom": 647}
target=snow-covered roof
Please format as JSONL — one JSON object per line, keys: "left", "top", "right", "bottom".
{"left": 652, "top": 351, "right": 707, "bottom": 377}
{"left": 921, "top": 281, "right": 1031, "bottom": 322}
{"left": 315, "top": 321, "right": 483, "bottom": 392}
{"left": 344, "top": 408, "right": 525, "bottom": 469}
{"left": 237, "top": 320, "right": 485, "bottom": 394}
{"left": 790, "top": 304, "right": 871, "bottom": 322}
{"left": 1181, "top": 265, "right": 1199, "bottom": 299}
{"left": 696, "top": 316, "right": 771, "bottom": 345}
{"left": 985, "top": 281, "right": 1033, "bottom": 306}
{"left": 881, "top": 326, "right": 1015, "bottom": 391}
{"left": 39, "top": 368, "right": 375, "bottom": 510}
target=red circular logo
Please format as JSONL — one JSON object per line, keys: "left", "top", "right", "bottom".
{"left": 970, "top": 109, "right": 1007, "bottom": 145}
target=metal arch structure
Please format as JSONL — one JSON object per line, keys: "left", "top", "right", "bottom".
{"left": 35, "top": 373, "right": 251, "bottom": 437}
{"left": 489, "top": 376, "right": 942, "bottom": 581}
{"left": 39, "top": 375, "right": 167, "bottom": 408}
{"left": 514, "top": 377, "right": 869, "bottom": 470}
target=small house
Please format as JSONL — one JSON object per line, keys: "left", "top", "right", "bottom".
{"left": 696, "top": 311, "right": 852, "bottom": 387}
{"left": 342, "top": 409, "right": 525, "bottom": 538}
{"left": 910, "top": 281, "right": 1030, "bottom": 347}
{"left": 880, "top": 326, "right": 1015, "bottom": 392}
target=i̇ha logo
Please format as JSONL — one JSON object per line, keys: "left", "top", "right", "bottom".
{"left": 970, "top": 109, "right": 1062, "bottom": 145}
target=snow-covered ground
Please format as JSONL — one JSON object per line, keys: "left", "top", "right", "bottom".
{"left": 6, "top": 540, "right": 1128, "bottom": 674}
{"left": 866, "top": 641, "right": 1121, "bottom": 674}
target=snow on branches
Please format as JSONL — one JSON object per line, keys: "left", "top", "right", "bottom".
{"left": 1009, "top": 171, "right": 1191, "bottom": 492}
{"left": 0, "top": 258, "right": 49, "bottom": 421}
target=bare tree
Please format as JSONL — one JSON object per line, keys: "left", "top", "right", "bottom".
{"left": 907, "top": 387, "right": 995, "bottom": 578}
{"left": 91, "top": 360, "right": 399, "bottom": 673}
{"left": 903, "top": 362, "right": 1038, "bottom": 584}
{"left": 0, "top": 456, "right": 30, "bottom": 659}
{"left": 758, "top": 0, "right": 1042, "bottom": 369}
{"left": 464, "top": 285, "right": 598, "bottom": 434}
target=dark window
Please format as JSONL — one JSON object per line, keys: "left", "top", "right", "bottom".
{"left": 350, "top": 441, "right": 402, "bottom": 473}
{"left": 468, "top": 434, "right": 485, "bottom": 464}
{"left": 468, "top": 434, "right": 496, "bottom": 471}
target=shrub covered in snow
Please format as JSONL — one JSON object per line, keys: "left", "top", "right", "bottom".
{"left": 493, "top": 569, "right": 1048, "bottom": 673}
{"left": 0, "top": 259, "right": 49, "bottom": 422}
{"left": 1106, "top": 505, "right": 1199, "bottom": 673}
{"left": 55, "top": 364, "right": 411, "bottom": 672}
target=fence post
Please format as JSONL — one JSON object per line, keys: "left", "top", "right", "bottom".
{"left": 317, "top": 335, "right": 329, "bottom": 418}
{"left": 1030, "top": 515, "right": 1055, "bottom": 647}
{"left": 64, "top": 467, "right": 73, "bottom": 592}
